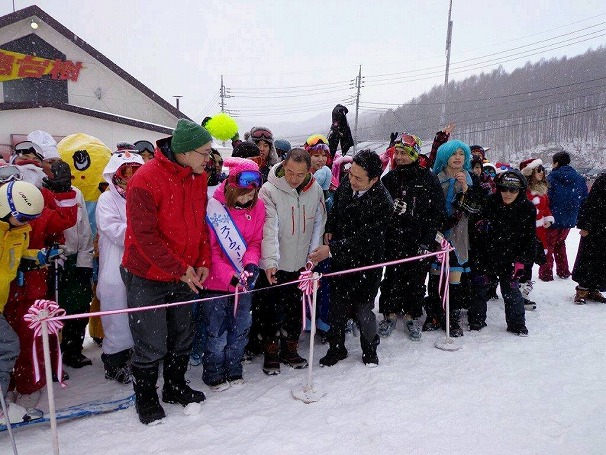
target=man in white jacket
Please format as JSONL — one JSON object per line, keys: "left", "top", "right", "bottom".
{"left": 257, "top": 148, "right": 326, "bottom": 375}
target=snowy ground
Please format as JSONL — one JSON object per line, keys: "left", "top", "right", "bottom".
{"left": 5, "top": 230, "right": 606, "bottom": 455}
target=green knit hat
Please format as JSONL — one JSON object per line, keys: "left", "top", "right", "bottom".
{"left": 171, "top": 119, "right": 212, "bottom": 154}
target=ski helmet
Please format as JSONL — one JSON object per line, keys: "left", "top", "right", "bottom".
{"left": 0, "top": 180, "right": 44, "bottom": 222}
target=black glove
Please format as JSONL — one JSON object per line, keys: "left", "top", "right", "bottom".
{"left": 43, "top": 161, "right": 72, "bottom": 193}
{"left": 393, "top": 198, "right": 407, "bottom": 216}
{"left": 243, "top": 264, "right": 260, "bottom": 290}
{"left": 389, "top": 132, "right": 398, "bottom": 147}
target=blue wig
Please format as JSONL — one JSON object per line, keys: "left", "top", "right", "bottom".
{"left": 432, "top": 140, "right": 472, "bottom": 174}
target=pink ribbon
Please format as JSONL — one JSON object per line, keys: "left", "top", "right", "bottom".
{"left": 298, "top": 262, "right": 314, "bottom": 330}
{"left": 23, "top": 299, "right": 67, "bottom": 388}
{"left": 437, "top": 238, "right": 451, "bottom": 310}
{"left": 233, "top": 270, "right": 253, "bottom": 317}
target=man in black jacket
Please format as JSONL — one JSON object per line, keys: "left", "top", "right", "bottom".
{"left": 468, "top": 169, "right": 536, "bottom": 336}
{"left": 309, "top": 150, "right": 392, "bottom": 367}
{"left": 379, "top": 135, "right": 446, "bottom": 340}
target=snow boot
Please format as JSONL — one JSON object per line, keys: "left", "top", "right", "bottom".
{"left": 446, "top": 309, "right": 464, "bottom": 337}
{"left": 63, "top": 352, "right": 92, "bottom": 369}
{"left": 378, "top": 315, "right": 397, "bottom": 338}
{"left": 132, "top": 365, "right": 165, "bottom": 425}
{"left": 162, "top": 354, "right": 206, "bottom": 406}
{"left": 0, "top": 402, "right": 43, "bottom": 426}
{"left": 586, "top": 289, "right": 606, "bottom": 303}
{"left": 469, "top": 320, "right": 487, "bottom": 331}
{"left": 319, "top": 329, "right": 347, "bottom": 367}
{"left": 405, "top": 318, "right": 422, "bottom": 341}
{"left": 361, "top": 334, "right": 380, "bottom": 367}
{"left": 523, "top": 298, "right": 537, "bottom": 311}
{"left": 102, "top": 350, "right": 132, "bottom": 384}
{"left": 279, "top": 338, "right": 308, "bottom": 369}
{"left": 574, "top": 286, "right": 588, "bottom": 305}
{"left": 262, "top": 338, "right": 281, "bottom": 375}
{"left": 507, "top": 323, "right": 529, "bottom": 337}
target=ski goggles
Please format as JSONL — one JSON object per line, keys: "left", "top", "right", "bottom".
{"left": 14, "top": 141, "right": 44, "bottom": 161}
{"left": 0, "top": 165, "right": 21, "bottom": 183}
{"left": 308, "top": 143, "right": 330, "bottom": 155}
{"left": 397, "top": 133, "right": 422, "bottom": 154}
{"left": 250, "top": 128, "right": 273, "bottom": 141}
{"left": 134, "top": 140, "right": 155, "bottom": 155}
{"left": 6, "top": 181, "right": 41, "bottom": 222}
{"left": 305, "top": 134, "right": 329, "bottom": 148}
{"left": 497, "top": 185, "right": 520, "bottom": 194}
{"left": 229, "top": 170, "right": 262, "bottom": 189}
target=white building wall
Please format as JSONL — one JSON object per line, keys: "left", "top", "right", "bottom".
{"left": 0, "top": 107, "right": 169, "bottom": 151}
{"left": 0, "top": 16, "right": 179, "bottom": 128}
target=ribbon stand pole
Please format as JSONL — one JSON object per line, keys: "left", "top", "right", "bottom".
{"left": 292, "top": 272, "right": 324, "bottom": 403}
{"left": 435, "top": 258, "right": 461, "bottom": 352}
{"left": 0, "top": 382, "right": 19, "bottom": 454}
{"left": 41, "top": 319, "right": 60, "bottom": 455}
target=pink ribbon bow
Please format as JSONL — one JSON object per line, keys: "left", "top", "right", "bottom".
{"left": 23, "top": 299, "right": 67, "bottom": 388}
{"left": 298, "top": 262, "right": 315, "bottom": 330}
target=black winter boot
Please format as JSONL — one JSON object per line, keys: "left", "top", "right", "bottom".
{"left": 423, "top": 275, "right": 444, "bottom": 331}
{"left": 319, "top": 329, "right": 347, "bottom": 367}
{"left": 162, "top": 354, "right": 206, "bottom": 406}
{"left": 132, "top": 365, "right": 165, "bottom": 425}
{"left": 279, "top": 338, "right": 308, "bottom": 369}
{"left": 262, "top": 338, "right": 281, "bottom": 375}
{"left": 102, "top": 350, "right": 132, "bottom": 384}
{"left": 361, "top": 334, "right": 380, "bottom": 367}
{"left": 448, "top": 309, "right": 464, "bottom": 337}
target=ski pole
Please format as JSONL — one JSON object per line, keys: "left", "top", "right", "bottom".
{"left": 0, "top": 383, "right": 19, "bottom": 455}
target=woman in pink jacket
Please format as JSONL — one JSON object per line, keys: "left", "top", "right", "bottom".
{"left": 202, "top": 158, "right": 265, "bottom": 392}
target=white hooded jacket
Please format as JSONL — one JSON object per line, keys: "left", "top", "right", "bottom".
{"left": 95, "top": 152, "right": 144, "bottom": 355}
{"left": 259, "top": 162, "right": 326, "bottom": 272}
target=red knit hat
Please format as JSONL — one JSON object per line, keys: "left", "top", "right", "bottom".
{"left": 519, "top": 158, "right": 542, "bottom": 177}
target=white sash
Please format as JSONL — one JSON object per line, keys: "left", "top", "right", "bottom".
{"left": 206, "top": 198, "right": 248, "bottom": 273}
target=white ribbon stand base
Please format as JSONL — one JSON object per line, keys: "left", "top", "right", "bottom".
{"left": 435, "top": 337, "right": 462, "bottom": 351}
{"left": 291, "top": 384, "right": 325, "bottom": 404}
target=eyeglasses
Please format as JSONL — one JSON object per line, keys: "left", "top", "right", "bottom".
{"left": 0, "top": 165, "right": 21, "bottom": 183}
{"left": 6, "top": 181, "right": 40, "bottom": 223}
{"left": 497, "top": 185, "right": 520, "bottom": 194}
{"left": 251, "top": 128, "right": 273, "bottom": 141}
{"left": 14, "top": 141, "right": 44, "bottom": 161}
{"left": 193, "top": 150, "right": 211, "bottom": 159}
{"left": 536, "top": 166, "right": 545, "bottom": 173}
{"left": 230, "top": 170, "right": 262, "bottom": 189}
{"left": 134, "top": 140, "right": 155, "bottom": 155}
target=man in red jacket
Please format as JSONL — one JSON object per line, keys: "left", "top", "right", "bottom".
{"left": 121, "top": 119, "right": 212, "bottom": 425}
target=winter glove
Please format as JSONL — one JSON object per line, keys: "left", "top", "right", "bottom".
{"left": 475, "top": 219, "right": 492, "bottom": 234}
{"left": 37, "top": 245, "right": 66, "bottom": 266}
{"left": 389, "top": 132, "right": 398, "bottom": 147}
{"left": 511, "top": 262, "right": 525, "bottom": 281}
{"left": 42, "top": 161, "right": 72, "bottom": 193}
{"left": 393, "top": 198, "right": 407, "bottom": 216}
{"left": 242, "top": 264, "right": 260, "bottom": 290}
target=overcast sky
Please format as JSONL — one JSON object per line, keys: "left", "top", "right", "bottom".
{"left": 3, "top": 1, "right": 606, "bottom": 130}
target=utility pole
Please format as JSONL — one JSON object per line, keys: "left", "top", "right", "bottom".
{"left": 353, "top": 65, "right": 362, "bottom": 153}
{"left": 173, "top": 95, "right": 183, "bottom": 111}
{"left": 220, "top": 75, "right": 226, "bottom": 113}
{"left": 441, "top": 0, "right": 453, "bottom": 125}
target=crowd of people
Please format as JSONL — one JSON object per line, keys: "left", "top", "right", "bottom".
{"left": 1, "top": 120, "right": 604, "bottom": 426}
